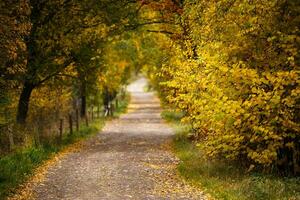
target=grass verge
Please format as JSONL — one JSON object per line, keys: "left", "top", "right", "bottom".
{"left": 162, "top": 109, "right": 300, "bottom": 200}
{"left": 0, "top": 95, "right": 129, "bottom": 200}
{"left": 0, "top": 119, "right": 103, "bottom": 200}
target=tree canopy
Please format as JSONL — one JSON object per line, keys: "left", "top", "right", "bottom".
{"left": 0, "top": 0, "right": 299, "bottom": 174}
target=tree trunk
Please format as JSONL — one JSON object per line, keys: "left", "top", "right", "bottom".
{"left": 16, "top": 81, "right": 35, "bottom": 124}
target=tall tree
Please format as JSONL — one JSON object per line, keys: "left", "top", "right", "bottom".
{"left": 0, "top": 0, "right": 31, "bottom": 125}
{"left": 15, "top": 0, "right": 141, "bottom": 123}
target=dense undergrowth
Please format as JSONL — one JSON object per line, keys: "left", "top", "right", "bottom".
{"left": 144, "top": 0, "right": 300, "bottom": 174}
{"left": 162, "top": 109, "right": 300, "bottom": 200}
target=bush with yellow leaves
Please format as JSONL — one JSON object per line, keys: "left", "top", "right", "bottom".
{"left": 148, "top": 0, "right": 300, "bottom": 174}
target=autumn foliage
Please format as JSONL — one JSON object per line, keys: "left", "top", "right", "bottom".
{"left": 145, "top": 0, "right": 300, "bottom": 174}
{"left": 0, "top": 0, "right": 139, "bottom": 153}
{"left": 0, "top": 0, "right": 299, "bottom": 175}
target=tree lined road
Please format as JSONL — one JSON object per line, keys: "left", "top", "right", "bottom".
{"left": 33, "top": 78, "right": 206, "bottom": 200}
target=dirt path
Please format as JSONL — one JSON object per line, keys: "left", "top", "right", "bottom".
{"left": 33, "top": 78, "right": 207, "bottom": 200}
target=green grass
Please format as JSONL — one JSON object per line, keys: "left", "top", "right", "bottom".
{"left": 162, "top": 109, "right": 300, "bottom": 200}
{"left": 0, "top": 95, "right": 129, "bottom": 200}
{"left": 0, "top": 119, "right": 103, "bottom": 199}
{"left": 0, "top": 146, "right": 51, "bottom": 199}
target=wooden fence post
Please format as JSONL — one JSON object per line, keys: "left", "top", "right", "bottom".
{"left": 69, "top": 113, "right": 73, "bottom": 135}
{"left": 36, "top": 112, "right": 44, "bottom": 145}
{"left": 115, "top": 98, "right": 119, "bottom": 109}
{"left": 59, "top": 118, "right": 63, "bottom": 143}
{"left": 7, "top": 124, "right": 14, "bottom": 151}
{"left": 110, "top": 102, "right": 114, "bottom": 116}
{"left": 97, "top": 105, "right": 100, "bottom": 118}
{"left": 76, "top": 108, "right": 79, "bottom": 132}
{"left": 91, "top": 106, "right": 94, "bottom": 121}
{"left": 85, "top": 113, "right": 89, "bottom": 127}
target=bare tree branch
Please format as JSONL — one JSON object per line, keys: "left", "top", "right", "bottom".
{"left": 146, "top": 30, "right": 174, "bottom": 34}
